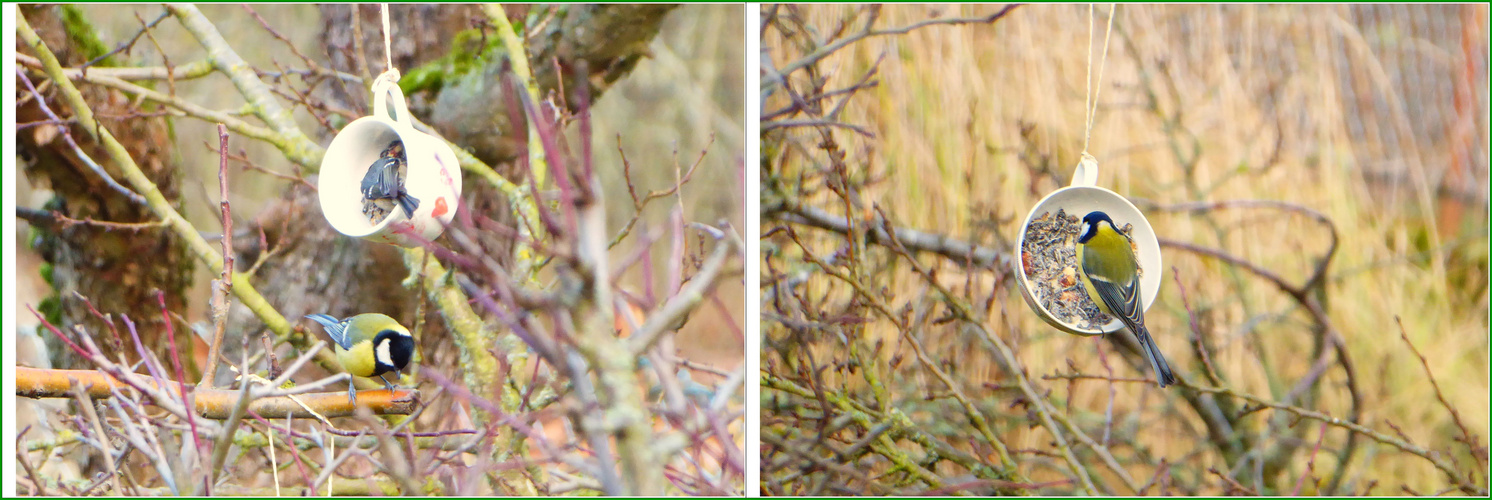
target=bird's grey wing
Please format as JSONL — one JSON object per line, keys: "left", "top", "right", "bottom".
{"left": 1087, "top": 273, "right": 1145, "bottom": 330}
{"left": 1092, "top": 273, "right": 1175, "bottom": 386}
{"left": 359, "top": 163, "right": 382, "bottom": 197}
{"left": 306, "top": 314, "right": 353, "bottom": 350}
{"left": 360, "top": 158, "right": 399, "bottom": 199}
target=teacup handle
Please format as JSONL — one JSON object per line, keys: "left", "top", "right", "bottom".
{"left": 1070, "top": 152, "right": 1099, "bottom": 187}
{"left": 371, "top": 77, "right": 413, "bottom": 129}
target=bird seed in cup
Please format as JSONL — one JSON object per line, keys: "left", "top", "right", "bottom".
{"left": 1020, "top": 209, "right": 1139, "bottom": 330}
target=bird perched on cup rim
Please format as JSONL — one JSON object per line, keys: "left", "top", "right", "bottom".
{"left": 1075, "top": 210, "right": 1176, "bottom": 387}
{"left": 304, "top": 313, "right": 415, "bottom": 402}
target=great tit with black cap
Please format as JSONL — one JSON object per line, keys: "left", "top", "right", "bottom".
{"left": 305, "top": 313, "right": 415, "bottom": 402}
{"left": 1075, "top": 210, "right": 1177, "bottom": 387}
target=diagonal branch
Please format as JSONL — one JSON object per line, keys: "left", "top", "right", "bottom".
{"left": 18, "top": 11, "right": 336, "bottom": 372}
{"left": 627, "top": 224, "right": 743, "bottom": 355}
{"left": 767, "top": 202, "right": 1011, "bottom": 269}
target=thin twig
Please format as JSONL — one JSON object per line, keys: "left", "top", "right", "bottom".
{"left": 78, "top": 9, "right": 170, "bottom": 70}
{"left": 1292, "top": 421, "right": 1328, "bottom": 496}
{"left": 627, "top": 223, "right": 743, "bottom": 355}
{"left": 772, "top": 4, "right": 1021, "bottom": 78}
{"left": 1048, "top": 372, "right": 1485, "bottom": 496}
{"left": 1397, "top": 316, "right": 1488, "bottom": 477}
{"left": 15, "top": 68, "right": 147, "bottom": 205}
{"left": 71, "top": 382, "right": 126, "bottom": 495}
{"left": 201, "top": 124, "right": 232, "bottom": 390}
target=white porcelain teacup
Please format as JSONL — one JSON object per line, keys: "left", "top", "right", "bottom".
{"left": 1014, "top": 155, "right": 1162, "bottom": 335}
{"left": 319, "top": 78, "right": 462, "bottom": 247}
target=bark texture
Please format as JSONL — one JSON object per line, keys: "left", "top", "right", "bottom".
{"left": 16, "top": 5, "right": 193, "bottom": 370}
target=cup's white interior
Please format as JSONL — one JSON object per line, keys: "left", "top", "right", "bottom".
{"left": 319, "top": 117, "right": 406, "bottom": 238}
{"left": 1015, "top": 185, "right": 1162, "bottom": 336}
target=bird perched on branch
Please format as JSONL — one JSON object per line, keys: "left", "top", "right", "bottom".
{"left": 361, "top": 140, "right": 420, "bottom": 223}
{"left": 1075, "top": 210, "right": 1176, "bottom": 387}
{"left": 305, "top": 313, "right": 415, "bottom": 402}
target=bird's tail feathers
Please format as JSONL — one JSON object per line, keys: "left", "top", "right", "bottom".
{"left": 397, "top": 193, "right": 420, "bottom": 218}
{"left": 1133, "top": 325, "right": 1177, "bottom": 388}
{"left": 305, "top": 314, "right": 349, "bottom": 347}
{"left": 305, "top": 313, "right": 340, "bottom": 328}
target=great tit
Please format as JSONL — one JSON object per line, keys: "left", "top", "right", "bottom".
{"left": 305, "top": 313, "right": 416, "bottom": 402}
{"left": 361, "top": 141, "right": 420, "bottom": 219}
{"left": 1075, "top": 211, "right": 1177, "bottom": 387}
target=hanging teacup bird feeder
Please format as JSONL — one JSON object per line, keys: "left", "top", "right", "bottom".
{"left": 319, "top": 76, "right": 462, "bottom": 248}
{"left": 1013, "top": 4, "right": 1160, "bottom": 336}
{"left": 1014, "top": 154, "right": 1162, "bottom": 335}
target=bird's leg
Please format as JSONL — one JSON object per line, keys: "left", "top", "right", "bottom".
{"left": 378, "top": 373, "right": 397, "bottom": 392}
{"left": 347, "top": 379, "right": 357, "bottom": 405}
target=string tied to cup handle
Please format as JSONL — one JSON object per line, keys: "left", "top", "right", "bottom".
{"left": 367, "top": 3, "right": 404, "bottom": 122}
{"left": 1081, "top": 4, "right": 1117, "bottom": 171}
{"left": 372, "top": 3, "right": 401, "bottom": 88}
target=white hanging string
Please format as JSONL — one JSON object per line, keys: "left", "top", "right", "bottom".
{"left": 1082, "top": 4, "right": 1117, "bottom": 155}
{"left": 1083, "top": 4, "right": 1094, "bottom": 150}
{"left": 376, "top": 3, "right": 400, "bottom": 84}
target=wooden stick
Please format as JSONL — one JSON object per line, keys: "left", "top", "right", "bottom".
{"left": 15, "top": 367, "right": 416, "bottom": 419}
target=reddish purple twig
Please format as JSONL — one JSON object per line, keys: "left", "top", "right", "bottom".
{"left": 1292, "top": 421, "right": 1329, "bottom": 496}
{"left": 158, "top": 290, "right": 207, "bottom": 487}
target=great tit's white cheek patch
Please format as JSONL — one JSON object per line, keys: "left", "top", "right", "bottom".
{"left": 1079, "top": 222, "right": 1091, "bottom": 240}
{"left": 376, "top": 340, "right": 395, "bottom": 367}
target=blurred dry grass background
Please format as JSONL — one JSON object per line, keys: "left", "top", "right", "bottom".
{"left": 762, "top": 4, "right": 1486, "bottom": 495}
{"left": 15, "top": 4, "right": 745, "bottom": 367}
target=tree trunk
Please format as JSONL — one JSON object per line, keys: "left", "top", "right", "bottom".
{"left": 16, "top": 5, "right": 193, "bottom": 371}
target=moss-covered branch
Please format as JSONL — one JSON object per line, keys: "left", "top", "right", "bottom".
{"left": 165, "top": 4, "right": 324, "bottom": 166}
{"left": 400, "top": 249, "right": 501, "bottom": 413}
{"left": 18, "top": 12, "right": 342, "bottom": 369}
{"left": 484, "top": 4, "right": 545, "bottom": 188}
{"left": 18, "top": 7, "right": 531, "bottom": 385}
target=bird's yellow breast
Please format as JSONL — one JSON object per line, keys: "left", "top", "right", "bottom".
{"left": 336, "top": 341, "right": 379, "bottom": 377}
{"left": 1075, "top": 243, "right": 1113, "bottom": 316}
